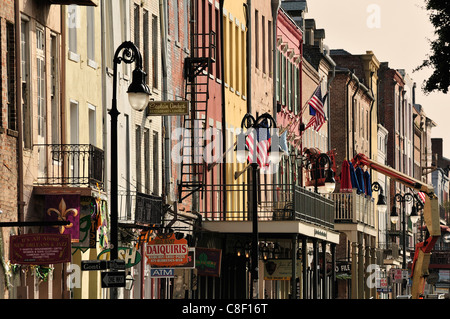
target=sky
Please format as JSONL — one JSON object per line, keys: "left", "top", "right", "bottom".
{"left": 305, "top": 0, "right": 450, "bottom": 158}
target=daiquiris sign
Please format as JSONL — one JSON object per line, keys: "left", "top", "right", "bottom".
{"left": 145, "top": 233, "right": 189, "bottom": 267}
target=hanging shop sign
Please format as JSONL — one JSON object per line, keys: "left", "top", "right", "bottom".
{"left": 146, "top": 100, "right": 189, "bottom": 116}
{"left": 195, "top": 247, "right": 222, "bottom": 277}
{"left": 44, "top": 194, "right": 80, "bottom": 243}
{"left": 10, "top": 233, "right": 71, "bottom": 265}
{"left": 146, "top": 233, "right": 189, "bottom": 267}
{"left": 264, "top": 259, "right": 302, "bottom": 280}
{"left": 151, "top": 248, "right": 195, "bottom": 269}
{"left": 97, "top": 247, "right": 142, "bottom": 268}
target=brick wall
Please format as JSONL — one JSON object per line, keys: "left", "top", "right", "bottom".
{"left": 0, "top": 0, "right": 17, "bottom": 300}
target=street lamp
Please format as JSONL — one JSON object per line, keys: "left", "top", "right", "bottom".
{"left": 390, "top": 192, "right": 422, "bottom": 295}
{"left": 109, "top": 41, "right": 151, "bottom": 299}
{"left": 236, "top": 112, "right": 280, "bottom": 299}
{"left": 371, "top": 182, "right": 387, "bottom": 214}
{"left": 313, "top": 153, "right": 335, "bottom": 194}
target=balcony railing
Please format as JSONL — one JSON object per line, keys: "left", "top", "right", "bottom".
{"left": 34, "top": 144, "right": 104, "bottom": 190}
{"left": 199, "top": 183, "right": 335, "bottom": 230}
{"left": 328, "top": 189, "right": 376, "bottom": 228}
{"left": 118, "top": 191, "right": 163, "bottom": 226}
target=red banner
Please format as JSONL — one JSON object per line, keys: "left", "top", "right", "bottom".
{"left": 45, "top": 195, "right": 80, "bottom": 242}
{"left": 10, "top": 233, "right": 71, "bottom": 265}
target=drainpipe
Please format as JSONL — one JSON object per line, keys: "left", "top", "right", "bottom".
{"left": 351, "top": 72, "right": 360, "bottom": 158}
{"left": 369, "top": 72, "right": 374, "bottom": 159}
{"left": 219, "top": 0, "right": 226, "bottom": 216}
{"left": 271, "top": 0, "right": 280, "bottom": 186}
{"left": 100, "top": 0, "right": 106, "bottom": 195}
{"left": 160, "top": 0, "right": 170, "bottom": 205}
{"left": 245, "top": 0, "right": 251, "bottom": 115}
{"left": 324, "top": 52, "right": 335, "bottom": 152}
{"left": 345, "top": 71, "right": 352, "bottom": 159}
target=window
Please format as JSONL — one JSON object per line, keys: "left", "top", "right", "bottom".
{"left": 215, "top": 8, "right": 221, "bottom": 79}
{"left": 88, "top": 104, "right": 96, "bottom": 146}
{"left": 144, "top": 128, "right": 150, "bottom": 194}
{"left": 174, "top": 0, "right": 180, "bottom": 42}
{"left": 87, "top": 6, "right": 95, "bottom": 62}
{"left": 152, "top": 14, "right": 158, "bottom": 88}
{"left": 281, "top": 54, "right": 286, "bottom": 105}
{"left": 68, "top": 5, "right": 77, "bottom": 54}
{"left": 268, "top": 20, "right": 272, "bottom": 77}
{"left": 235, "top": 24, "right": 239, "bottom": 92}
{"left": 276, "top": 49, "right": 280, "bottom": 101}
{"left": 153, "top": 131, "right": 159, "bottom": 194}
{"left": 36, "top": 26, "right": 46, "bottom": 142}
{"left": 288, "top": 60, "right": 292, "bottom": 110}
{"left": 6, "top": 22, "right": 16, "bottom": 130}
{"left": 294, "top": 66, "right": 299, "bottom": 114}
{"left": 255, "top": 10, "right": 259, "bottom": 69}
{"left": 134, "top": 4, "right": 140, "bottom": 49}
{"left": 229, "top": 19, "right": 233, "bottom": 88}
{"left": 136, "top": 125, "right": 142, "bottom": 192}
{"left": 104, "top": 0, "right": 113, "bottom": 69}
{"left": 262, "top": 15, "right": 266, "bottom": 74}
{"left": 50, "top": 34, "right": 60, "bottom": 144}
{"left": 124, "top": 114, "right": 131, "bottom": 219}
{"left": 21, "top": 20, "right": 31, "bottom": 148}
{"left": 143, "top": 9, "right": 149, "bottom": 79}
{"left": 241, "top": 28, "right": 246, "bottom": 96}
{"left": 223, "top": 14, "right": 228, "bottom": 84}
{"left": 184, "top": 0, "right": 189, "bottom": 49}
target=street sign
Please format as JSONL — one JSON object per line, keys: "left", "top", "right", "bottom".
{"left": 109, "top": 259, "right": 126, "bottom": 270}
{"left": 81, "top": 259, "right": 125, "bottom": 271}
{"left": 101, "top": 271, "right": 126, "bottom": 288}
{"left": 81, "top": 260, "right": 108, "bottom": 271}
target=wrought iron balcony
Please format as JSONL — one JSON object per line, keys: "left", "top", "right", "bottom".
{"left": 34, "top": 144, "right": 104, "bottom": 190}
{"left": 199, "top": 183, "right": 335, "bottom": 230}
{"left": 117, "top": 191, "right": 163, "bottom": 227}
{"left": 49, "top": 0, "right": 98, "bottom": 6}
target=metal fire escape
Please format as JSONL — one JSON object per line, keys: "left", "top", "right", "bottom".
{"left": 178, "top": 31, "right": 216, "bottom": 203}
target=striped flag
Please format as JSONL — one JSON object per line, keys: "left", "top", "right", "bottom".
{"left": 256, "top": 119, "right": 271, "bottom": 168}
{"left": 306, "top": 84, "right": 326, "bottom": 131}
{"left": 418, "top": 192, "right": 426, "bottom": 204}
{"left": 246, "top": 128, "right": 255, "bottom": 163}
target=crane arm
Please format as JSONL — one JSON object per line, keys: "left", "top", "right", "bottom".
{"left": 352, "top": 153, "right": 441, "bottom": 299}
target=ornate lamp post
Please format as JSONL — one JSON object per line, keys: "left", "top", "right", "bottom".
{"left": 236, "top": 112, "right": 280, "bottom": 299}
{"left": 109, "top": 41, "right": 150, "bottom": 299}
{"left": 390, "top": 192, "right": 423, "bottom": 295}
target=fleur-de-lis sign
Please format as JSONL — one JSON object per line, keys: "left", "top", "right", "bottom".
{"left": 47, "top": 198, "right": 78, "bottom": 234}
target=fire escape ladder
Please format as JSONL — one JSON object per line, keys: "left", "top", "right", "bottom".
{"left": 178, "top": 31, "right": 216, "bottom": 203}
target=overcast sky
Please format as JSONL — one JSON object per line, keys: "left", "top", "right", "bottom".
{"left": 305, "top": 0, "right": 450, "bottom": 158}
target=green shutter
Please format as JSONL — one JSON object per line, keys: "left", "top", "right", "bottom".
{"left": 288, "top": 61, "right": 292, "bottom": 111}
{"left": 294, "top": 66, "right": 298, "bottom": 114}
{"left": 281, "top": 55, "right": 286, "bottom": 105}
{"left": 276, "top": 50, "right": 280, "bottom": 101}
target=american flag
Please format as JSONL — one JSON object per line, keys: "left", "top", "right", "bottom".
{"left": 246, "top": 128, "right": 255, "bottom": 163}
{"left": 306, "top": 85, "right": 326, "bottom": 131}
{"left": 246, "top": 120, "right": 271, "bottom": 168}
{"left": 256, "top": 120, "right": 271, "bottom": 168}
